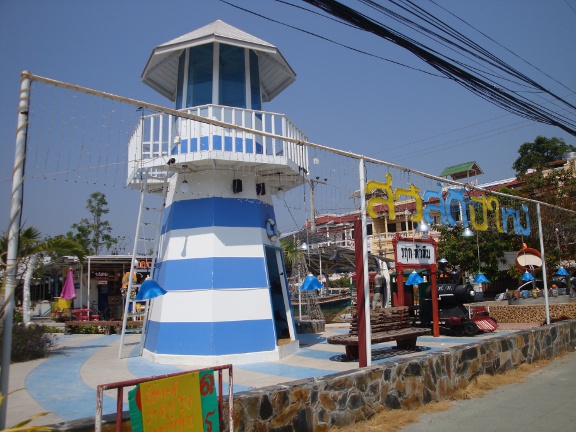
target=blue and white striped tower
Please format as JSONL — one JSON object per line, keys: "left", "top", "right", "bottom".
{"left": 128, "top": 21, "right": 308, "bottom": 364}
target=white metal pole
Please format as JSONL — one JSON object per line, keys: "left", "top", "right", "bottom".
{"left": 87, "top": 257, "right": 91, "bottom": 318}
{"left": 537, "top": 203, "right": 550, "bottom": 325}
{"left": 360, "top": 158, "right": 372, "bottom": 366}
{"left": 0, "top": 72, "right": 31, "bottom": 429}
{"left": 80, "top": 265, "right": 84, "bottom": 308}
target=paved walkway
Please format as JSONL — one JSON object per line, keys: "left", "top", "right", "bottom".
{"left": 400, "top": 350, "right": 576, "bottom": 432}
{"left": 5, "top": 322, "right": 533, "bottom": 428}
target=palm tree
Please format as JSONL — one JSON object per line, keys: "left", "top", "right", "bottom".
{"left": 1, "top": 226, "right": 86, "bottom": 325}
{"left": 280, "top": 236, "right": 301, "bottom": 276}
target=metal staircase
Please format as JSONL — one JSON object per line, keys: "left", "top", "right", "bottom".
{"left": 118, "top": 169, "right": 168, "bottom": 358}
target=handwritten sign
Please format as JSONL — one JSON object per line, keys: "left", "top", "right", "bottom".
{"left": 129, "top": 370, "right": 219, "bottom": 432}
{"left": 396, "top": 241, "right": 435, "bottom": 265}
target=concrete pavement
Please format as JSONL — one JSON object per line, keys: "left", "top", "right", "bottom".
{"left": 400, "top": 349, "right": 576, "bottom": 432}
{"left": 3, "top": 322, "right": 544, "bottom": 429}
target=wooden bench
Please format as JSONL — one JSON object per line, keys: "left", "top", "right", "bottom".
{"left": 64, "top": 320, "right": 143, "bottom": 335}
{"left": 327, "top": 306, "right": 430, "bottom": 360}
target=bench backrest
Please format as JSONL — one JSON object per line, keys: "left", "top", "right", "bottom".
{"left": 348, "top": 306, "right": 412, "bottom": 336}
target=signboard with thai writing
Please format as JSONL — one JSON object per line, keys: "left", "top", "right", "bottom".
{"left": 365, "top": 173, "right": 531, "bottom": 236}
{"left": 128, "top": 370, "right": 219, "bottom": 432}
{"left": 90, "top": 269, "right": 115, "bottom": 280}
{"left": 396, "top": 241, "right": 435, "bottom": 265}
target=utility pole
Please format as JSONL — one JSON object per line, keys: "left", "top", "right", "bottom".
{"left": 309, "top": 177, "right": 328, "bottom": 233}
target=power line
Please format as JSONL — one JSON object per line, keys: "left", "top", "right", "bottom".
{"left": 302, "top": 0, "right": 576, "bottom": 136}
{"left": 219, "top": 0, "right": 447, "bottom": 78}
{"left": 563, "top": 0, "right": 576, "bottom": 16}
{"left": 426, "top": 0, "right": 576, "bottom": 96}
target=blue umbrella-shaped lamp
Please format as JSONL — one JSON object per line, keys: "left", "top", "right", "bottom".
{"left": 300, "top": 275, "right": 323, "bottom": 291}
{"left": 472, "top": 273, "right": 489, "bottom": 283}
{"left": 521, "top": 271, "right": 535, "bottom": 281}
{"left": 405, "top": 270, "right": 424, "bottom": 286}
{"left": 556, "top": 266, "right": 569, "bottom": 276}
{"left": 135, "top": 278, "right": 167, "bottom": 300}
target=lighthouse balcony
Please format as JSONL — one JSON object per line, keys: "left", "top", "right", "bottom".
{"left": 127, "top": 105, "right": 309, "bottom": 188}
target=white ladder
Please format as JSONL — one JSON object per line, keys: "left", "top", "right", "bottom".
{"left": 118, "top": 169, "right": 168, "bottom": 358}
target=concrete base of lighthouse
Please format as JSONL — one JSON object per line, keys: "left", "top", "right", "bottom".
{"left": 141, "top": 339, "right": 300, "bottom": 366}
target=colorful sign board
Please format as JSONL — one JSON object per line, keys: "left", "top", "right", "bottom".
{"left": 129, "top": 370, "right": 219, "bottom": 432}
{"left": 366, "top": 173, "right": 531, "bottom": 235}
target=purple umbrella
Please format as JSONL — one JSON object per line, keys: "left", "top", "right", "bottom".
{"left": 60, "top": 268, "right": 77, "bottom": 300}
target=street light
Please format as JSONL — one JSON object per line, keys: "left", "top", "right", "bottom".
{"left": 416, "top": 219, "right": 430, "bottom": 233}
{"left": 472, "top": 231, "right": 489, "bottom": 283}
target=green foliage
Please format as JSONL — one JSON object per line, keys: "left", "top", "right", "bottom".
{"left": 5, "top": 323, "right": 55, "bottom": 363}
{"left": 66, "top": 325, "right": 101, "bottom": 334}
{"left": 507, "top": 263, "right": 522, "bottom": 281}
{"left": 512, "top": 136, "right": 575, "bottom": 174}
{"left": 437, "top": 224, "right": 521, "bottom": 283}
{"left": 12, "top": 311, "right": 23, "bottom": 323}
{"left": 280, "top": 237, "right": 302, "bottom": 274}
{"left": 509, "top": 139, "right": 576, "bottom": 270}
{"left": 67, "top": 191, "right": 116, "bottom": 255}
{"left": 517, "top": 165, "right": 576, "bottom": 209}
{"left": 326, "top": 276, "right": 350, "bottom": 288}
{"left": 0, "top": 226, "right": 86, "bottom": 284}
{"left": 512, "top": 135, "right": 576, "bottom": 174}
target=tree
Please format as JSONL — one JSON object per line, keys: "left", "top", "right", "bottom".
{"left": 280, "top": 236, "right": 301, "bottom": 276}
{"left": 68, "top": 192, "right": 116, "bottom": 255}
{"left": 511, "top": 167, "right": 576, "bottom": 271}
{"left": 512, "top": 136, "right": 575, "bottom": 174}
{"left": 0, "top": 226, "right": 86, "bottom": 325}
{"left": 436, "top": 222, "right": 521, "bottom": 284}
{"left": 509, "top": 135, "right": 576, "bottom": 272}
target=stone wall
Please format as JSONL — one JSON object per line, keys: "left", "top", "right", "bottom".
{"left": 225, "top": 320, "right": 576, "bottom": 432}
{"left": 485, "top": 302, "right": 576, "bottom": 324}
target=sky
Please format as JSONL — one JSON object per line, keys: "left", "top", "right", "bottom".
{"left": 1, "top": 0, "right": 576, "bottom": 252}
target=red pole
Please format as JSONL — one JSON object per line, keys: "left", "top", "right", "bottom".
{"left": 116, "top": 387, "right": 123, "bottom": 432}
{"left": 429, "top": 264, "right": 440, "bottom": 337}
{"left": 354, "top": 219, "right": 367, "bottom": 367}
{"left": 396, "top": 264, "right": 405, "bottom": 306}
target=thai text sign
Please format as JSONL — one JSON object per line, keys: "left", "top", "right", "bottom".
{"left": 129, "top": 370, "right": 219, "bottom": 432}
{"left": 396, "top": 241, "right": 435, "bottom": 265}
{"left": 366, "top": 173, "right": 530, "bottom": 235}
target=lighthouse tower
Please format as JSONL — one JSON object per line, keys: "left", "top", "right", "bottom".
{"left": 127, "top": 21, "right": 308, "bottom": 364}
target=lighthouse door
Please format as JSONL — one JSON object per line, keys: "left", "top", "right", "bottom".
{"left": 264, "top": 246, "right": 295, "bottom": 341}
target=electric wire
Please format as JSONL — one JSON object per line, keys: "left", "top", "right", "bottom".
{"left": 301, "top": 0, "right": 576, "bottom": 135}
{"left": 221, "top": 0, "right": 570, "bottom": 165}
{"left": 426, "top": 0, "right": 576, "bottom": 96}
{"left": 365, "top": 0, "right": 576, "bottom": 106}
{"left": 222, "top": 0, "right": 576, "bottom": 135}
{"left": 564, "top": 0, "right": 576, "bottom": 15}
{"left": 219, "top": 0, "right": 446, "bottom": 78}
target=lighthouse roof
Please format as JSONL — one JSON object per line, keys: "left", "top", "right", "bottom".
{"left": 142, "top": 20, "right": 296, "bottom": 102}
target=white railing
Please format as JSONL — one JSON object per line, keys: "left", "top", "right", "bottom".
{"left": 127, "top": 105, "right": 308, "bottom": 185}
